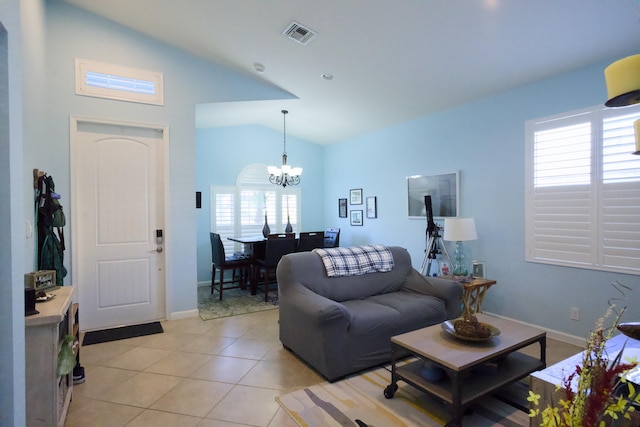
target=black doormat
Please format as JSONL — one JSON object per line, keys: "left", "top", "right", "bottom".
{"left": 82, "top": 321, "right": 164, "bottom": 346}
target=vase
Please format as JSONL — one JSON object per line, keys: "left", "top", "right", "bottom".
{"left": 452, "top": 241, "right": 468, "bottom": 276}
{"left": 262, "top": 215, "right": 270, "bottom": 238}
{"left": 285, "top": 216, "right": 293, "bottom": 233}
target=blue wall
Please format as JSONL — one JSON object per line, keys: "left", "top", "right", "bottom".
{"left": 326, "top": 57, "right": 640, "bottom": 340}
{"left": 197, "top": 55, "right": 640, "bottom": 340}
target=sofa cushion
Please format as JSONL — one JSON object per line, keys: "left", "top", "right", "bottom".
{"left": 343, "top": 292, "right": 447, "bottom": 338}
{"left": 340, "top": 292, "right": 448, "bottom": 368}
{"left": 280, "top": 246, "right": 413, "bottom": 302}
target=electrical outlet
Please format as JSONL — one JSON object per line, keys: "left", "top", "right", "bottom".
{"left": 570, "top": 307, "right": 580, "bottom": 321}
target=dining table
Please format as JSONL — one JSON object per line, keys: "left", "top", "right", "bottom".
{"left": 227, "top": 236, "right": 267, "bottom": 294}
{"left": 228, "top": 235, "right": 267, "bottom": 258}
{"left": 228, "top": 234, "right": 322, "bottom": 294}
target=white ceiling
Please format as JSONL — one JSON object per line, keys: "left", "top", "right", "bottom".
{"left": 61, "top": 0, "right": 640, "bottom": 144}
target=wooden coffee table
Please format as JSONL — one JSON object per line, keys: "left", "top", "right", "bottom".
{"left": 385, "top": 314, "right": 546, "bottom": 427}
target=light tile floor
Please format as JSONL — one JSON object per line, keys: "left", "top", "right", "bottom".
{"left": 66, "top": 308, "right": 583, "bottom": 427}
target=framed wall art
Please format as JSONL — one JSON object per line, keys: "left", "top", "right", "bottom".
{"left": 338, "top": 198, "right": 348, "bottom": 218}
{"left": 366, "top": 196, "right": 377, "bottom": 219}
{"left": 350, "top": 210, "right": 363, "bottom": 226}
{"left": 407, "top": 171, "right": 459, "bottom": 219}
{"left": 350, "top": 188, "right": 363, "bottom": 205}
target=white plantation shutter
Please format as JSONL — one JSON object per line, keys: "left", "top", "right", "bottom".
{"left": 281, "top": 194, "right": 298, "bottom": 228}
{"left": 601, "top": 109, "right": 640, "bottom": 270}
{"left": 210, "top": 187, "right": 236, "bottom": 256}
{"left": 239, "top": 189, "right": 276, "bottom": 238}
{"left": 525, "top": 104, "right": 640, "bottom": 275}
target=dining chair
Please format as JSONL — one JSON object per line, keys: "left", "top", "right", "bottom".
{"left": 297, "top": 231, "right": 325, "bottom": 252}
{"left": 324, "top": 227, "right": 340, "bottom": 248}
{"left": 210, "top": 232, "right": 252, "bottom": 300}
{"left": 253, "top": 234, "right": 296, "bottom": 302}
{"left": 268, "top": 232, "right": 295, "bottom": 239}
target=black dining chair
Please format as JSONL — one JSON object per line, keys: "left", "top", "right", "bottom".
{"left": 268, "top": 232, "right": 295, "bottom": 239}
{"left": 210, "top": 232, "right": 252, "bottom": 300}
{"left": 324, "top": 227, "right": 340, "bottom": 248}
{"left": 253, "top": 234, "right": 296, "bottom": 302}
{"left": 297, "top": 231, "right": 325, "bottom": 252}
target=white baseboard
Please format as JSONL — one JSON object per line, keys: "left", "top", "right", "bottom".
{"left": 485, "top": 311, "right": 585, "bottom": 347}
{"left": 167, "top": 309, "right": 199, "bottom": 320}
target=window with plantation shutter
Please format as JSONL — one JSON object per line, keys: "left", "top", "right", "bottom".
{"left": 210, "top": 187, "right": 235, "bottom": 256}
{"left": 525, "top": 104, "right": 640, "bottom": 275}
{"left": 210, "top": 164, "right": 301, "bottom": 254}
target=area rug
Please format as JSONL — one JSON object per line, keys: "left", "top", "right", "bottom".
{"left": 82, "top": 321, "right": 164, "bottom": 346}
{"left": 198, "top": 285, "right": 278, "bottom": 321}
{"left": 277, "top": 366, "right": 530, "bottom": 427}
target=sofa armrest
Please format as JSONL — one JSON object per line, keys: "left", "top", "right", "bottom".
{"left": 282, "top": 285, "right": 352, "bottom": 325}
{"left": 402, "top": 269, "right": 463, "bottom": 319}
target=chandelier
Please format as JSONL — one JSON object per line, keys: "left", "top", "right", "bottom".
{"left": 268, "top": 110, "right": 303, "bottom": 187}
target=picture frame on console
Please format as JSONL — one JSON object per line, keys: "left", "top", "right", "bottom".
{"left": 407, "top": 171, "right": 459, "bottom": 219}
{"left": 472, "top": 260, "right": 487, "bottom": 279}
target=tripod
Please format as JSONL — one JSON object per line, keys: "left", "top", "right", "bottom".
{"left": 420, "top": 224, "right": 452, "bottom": 277}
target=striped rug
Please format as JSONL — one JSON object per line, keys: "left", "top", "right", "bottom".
{"left": 277, "top": 366, "right": 529, "bottom": 427}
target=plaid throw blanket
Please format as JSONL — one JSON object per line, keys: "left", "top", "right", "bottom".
{"left": 313, "top": 245, "right": 395, "bottom": 277}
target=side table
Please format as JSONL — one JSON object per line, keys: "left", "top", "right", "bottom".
{"left": 461, "top": 278, "right": 496, "bottom": 315}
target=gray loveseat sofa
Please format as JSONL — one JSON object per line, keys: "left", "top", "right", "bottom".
{"left": 277, "top": 245, "right": 463, "bottom": 381}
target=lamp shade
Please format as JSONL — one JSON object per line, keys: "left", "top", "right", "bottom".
{"left": 443, "top": 217, "right": 477, "bottom": 242}
{"left": 604, "top": 54, "right": 640, "bottom": 107}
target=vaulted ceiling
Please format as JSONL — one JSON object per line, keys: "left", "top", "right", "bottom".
{"left": 62, "top": 0, "right": 640, "bottom": 144}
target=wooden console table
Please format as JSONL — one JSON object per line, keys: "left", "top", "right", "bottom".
{"left": 25, "top": 285, "right": 77, "bottom": 427}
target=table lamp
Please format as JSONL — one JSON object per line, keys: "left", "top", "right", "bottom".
{"left": 443, "top": 217, "right": 477, "bottom": 276}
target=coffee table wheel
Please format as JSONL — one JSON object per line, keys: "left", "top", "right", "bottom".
{"left": 383, "top": 384, "right": 398, "bottom": 399}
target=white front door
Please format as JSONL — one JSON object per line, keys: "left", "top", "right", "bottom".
{"left": 71, "top": 118, "right": 167, "bottom": 331}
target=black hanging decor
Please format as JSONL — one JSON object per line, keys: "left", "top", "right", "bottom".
{"left": 34, "top": 169, "right": 67, "bottom": 287}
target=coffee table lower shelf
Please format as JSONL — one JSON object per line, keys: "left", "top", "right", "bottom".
{"left": 384, "top": 316, "right": 546, "bottom": 427}
{"left": 385, "top": 352, "right": 543, "bottom": 406}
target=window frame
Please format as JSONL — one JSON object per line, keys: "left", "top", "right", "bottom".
{"left": 75, "top": 58, "right": 164, "bottom": 106}
{"left": 525, "top": 104, "right": 640, "bottom": 276}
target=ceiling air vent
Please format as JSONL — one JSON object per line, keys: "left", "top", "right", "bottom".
{"left": 282, "top": 21, "right": 316, "bottom": 45}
